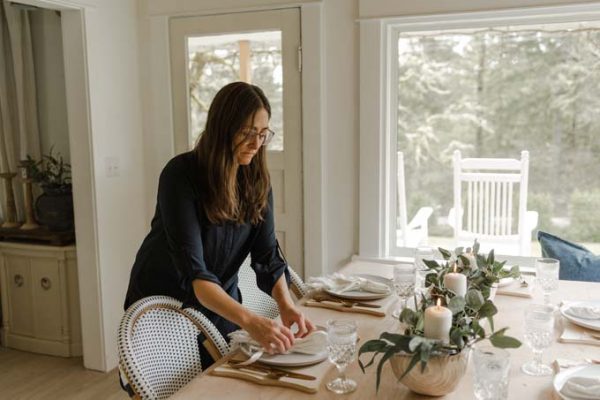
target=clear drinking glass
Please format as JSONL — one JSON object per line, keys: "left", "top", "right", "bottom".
{"left": 326, "top": 320, "right": 358, "bottom": 394}
{"left": 522, "top": 304, "right": 555, "bottom": 376}
{"left": 535, "top": 258, "right": 559, "bottom": 306}
{"left": 414, "top": 246, "right": 435, "bottom": 292}
{"left": 392, "top": 265, "right": 416, "bottom": 318}
{"left": 473, "top": 346, "right": 511, "bottom": 400}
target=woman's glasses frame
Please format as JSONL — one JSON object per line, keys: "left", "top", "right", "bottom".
{"left": 239, "top": 127, "right": 275, "bottom": 146}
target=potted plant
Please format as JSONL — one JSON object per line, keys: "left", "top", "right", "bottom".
{"left": 358, "top": 242, "right": 522, "bottom": 396}
{"left": 19, "top": 148, "right": 74, "bottom": 231}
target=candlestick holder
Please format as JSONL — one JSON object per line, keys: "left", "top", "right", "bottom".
{"left": 20, "top": 178, "right": 39, "bottom": 230}
{"left": 0, "top": 172, "right": 20, "bottom": 228}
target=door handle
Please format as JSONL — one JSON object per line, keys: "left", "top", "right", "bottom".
{"left": 41, "top": 277, "right": 52, "bottom": 290}
{"left": 14, "top": 274, "right": 24, "bottom": 287}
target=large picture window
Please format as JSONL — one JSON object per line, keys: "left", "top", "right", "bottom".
{"left": 394, "top": 22, "right": 600, "bottom": 257}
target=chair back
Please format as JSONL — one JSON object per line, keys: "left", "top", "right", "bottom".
{"left": 118, "top": 296, "right": 228, "bottom": 400}
{"left": 452, "top": 150, "right": 531, "bottom": 254}
{"left": 237, "top": 256, "right": 307, "bottom": 319}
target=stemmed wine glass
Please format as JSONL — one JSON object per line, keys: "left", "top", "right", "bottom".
{"left": 522, "top": 304, "right": 555, "bottom": 376}
{"left": 392, "top": 265, "right": 416, "bottom": 318}
{"left": 326, "top": 320, "right": 358, "bottom": 394}
{"left": 535, "top": 258, "right": 559, "bottom": 306}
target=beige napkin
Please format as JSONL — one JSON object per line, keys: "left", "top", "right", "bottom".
{"left": 210, "top": 351, "right": 331, "bottom": 393}
{"left": 306, "top": 273, "right": 391, "bottom": 294}
{"left": 560, "top": 376, "right": 600, "bottom": 399}
{"left": 559, "top": 320, "right": 600, "bottom": 346}
{"left": 496, "top": 276, "right": 533, "bottom": 298}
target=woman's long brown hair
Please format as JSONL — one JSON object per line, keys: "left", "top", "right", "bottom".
{"left": 194, "top": 82, "right": 271, "bottom": 225}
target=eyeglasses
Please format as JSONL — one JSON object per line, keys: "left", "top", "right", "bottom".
{"left": 240, "top": 127, "right": 275, "bottom": 146}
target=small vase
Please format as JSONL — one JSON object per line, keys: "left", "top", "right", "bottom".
{"left": 390, "top": 349, "right": 470, "bottom": 396}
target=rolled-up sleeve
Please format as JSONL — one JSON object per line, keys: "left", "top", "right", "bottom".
{"left": 250, "top": 189, "right": 290, "bottom": 295}
{"left": 158, "top": 159, "right": 221, "bottom": 285}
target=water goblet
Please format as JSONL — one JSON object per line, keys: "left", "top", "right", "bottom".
{"left": 392, "top": 265, "right": 416, "bottom": 318}
{"left": 535, "top": 258, "right": 559, "bottom": 306}
{"left": 326, "top": 319, "right": 358, "bottom": 394}
{"left": 473, "top": 345, "right": 511, "bottom": 400}
{"left": 521, "top": 304, "right": 554, "bottom": 376}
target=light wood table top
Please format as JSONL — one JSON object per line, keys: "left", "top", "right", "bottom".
{"left": 172, "top": 260, "right": 600, "bottom": 399}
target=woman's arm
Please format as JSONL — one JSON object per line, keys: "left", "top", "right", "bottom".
{"left": 192, "top": 279, "right": 295, "bottom": 354}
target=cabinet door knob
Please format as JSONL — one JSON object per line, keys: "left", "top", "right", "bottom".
{"left": 14, "top": 274, "right": 24, "bottom": 287}
{"left": 41, "top": 277, "right": 52, "bottom": 290}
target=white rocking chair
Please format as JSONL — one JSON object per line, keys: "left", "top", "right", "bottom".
{"left": 447, "top": 150, "right": 538, "bottom": 256}
{"left": 396, "top": 151, "right": 433, "bottom": 247}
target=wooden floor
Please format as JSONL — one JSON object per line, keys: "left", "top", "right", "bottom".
{"left": 0, "top": 347, "right": 127, "bottom": 400}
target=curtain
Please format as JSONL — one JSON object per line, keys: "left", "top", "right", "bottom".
{"left": 0, "top": 1, "right": 41, "bottom": 222}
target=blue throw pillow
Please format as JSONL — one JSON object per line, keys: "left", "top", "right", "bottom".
{"left": 537, "top": 231, "right": 600, "bottom": 282}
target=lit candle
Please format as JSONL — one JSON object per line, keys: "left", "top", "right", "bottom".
{"left": 424, "top": 299, "right": 452, "bottom": 343}
{"left": 443, "top": 263, "right": 467, "bottom": 297}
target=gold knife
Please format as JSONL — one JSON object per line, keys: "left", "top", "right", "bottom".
{"left": 228, "top": 361, "right": 316, "bottom": 381}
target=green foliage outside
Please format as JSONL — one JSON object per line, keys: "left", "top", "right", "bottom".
{"left": 398, "top": 28, "right": 600, "bottom": 243}
{"left": 567, "top": 190, "right": 600, "bottom": 242}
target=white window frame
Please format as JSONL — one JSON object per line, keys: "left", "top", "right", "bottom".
{"left": 358, "top": 3, "right": 600, "bottom": 270}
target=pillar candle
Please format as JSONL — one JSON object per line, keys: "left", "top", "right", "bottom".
{"left": 424, "top": 299, "right": 452, "bottom": 343}
{"left": 443, "top": 264, "right": 467, "bottom": 297}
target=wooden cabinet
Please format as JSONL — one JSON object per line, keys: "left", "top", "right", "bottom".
{"left": 0, "top": 242, "right": 81, "bottom": 357}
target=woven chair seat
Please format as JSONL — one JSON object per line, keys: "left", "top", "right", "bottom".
{"left": 118, "top": 296, "right": 229, "bottom": 400}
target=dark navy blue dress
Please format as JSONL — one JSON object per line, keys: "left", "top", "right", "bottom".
{"left": 124, "top": 151, "right": 289, "bottom": 340}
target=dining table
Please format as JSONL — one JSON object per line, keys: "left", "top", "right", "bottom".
{"left": 171, "top": 259, "right": 600, "bottom": 399}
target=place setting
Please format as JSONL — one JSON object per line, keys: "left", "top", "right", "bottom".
{"left": 301, "top": 272, "right": 395, "bottom": 317}
{"left": 209, "top": 319, "right": 360, "bottom": 394}
{"left": 521, "top": 258, "right": 600, "bottom": 399}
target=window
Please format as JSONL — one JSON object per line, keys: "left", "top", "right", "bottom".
{"left": 359, "top": 6, "right": 600, "bottom": 264}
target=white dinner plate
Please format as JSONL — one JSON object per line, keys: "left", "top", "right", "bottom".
{"left": 239, "top": 345, "right": 327, "bottom": 367}
{"left": 324, "top": 274, "right": 393, "bottom": 300}
{"left": 497, "top": 277, "right": 515, "bottom": 287}
{"left": 553, "top": 364, "right": 600, "bottom": 400}
{"left": 560, "top": 301, "right": 600, "bottom": 332}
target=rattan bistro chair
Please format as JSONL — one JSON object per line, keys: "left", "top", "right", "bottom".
{"left": 118, "top": 296, "right": 229, "bottom": 400}
{"left": 237, "top": 256, "right": 308, "bottom": 319}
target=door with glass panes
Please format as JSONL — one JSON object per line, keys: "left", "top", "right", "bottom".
{"left": 169, "top": 8, "right": 304, "bottom": 276}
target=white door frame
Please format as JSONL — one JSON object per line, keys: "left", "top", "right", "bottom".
{"left": 17, "top": 0, "right": 104, "bottom": 370}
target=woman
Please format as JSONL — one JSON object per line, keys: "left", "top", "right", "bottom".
{"left": 124, "top": 82, "right": 314, "bottom": 358}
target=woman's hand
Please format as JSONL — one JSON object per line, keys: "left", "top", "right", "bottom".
{"left": 279, "top": 304, "right": 316, "bottom": 339}
{"left": 244, "top": 315, "right": 295, "bottom": 354}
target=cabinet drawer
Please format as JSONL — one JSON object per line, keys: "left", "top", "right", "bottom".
{"left": 6, "top": 256, "right": 34, "bottom": 337}
{"left": 30, "top": 258, "right": 63, "bottom": 341}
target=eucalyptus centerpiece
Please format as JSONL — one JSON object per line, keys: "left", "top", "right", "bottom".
{"left": 358, "top": 241, "right": 522, "bottom": 396}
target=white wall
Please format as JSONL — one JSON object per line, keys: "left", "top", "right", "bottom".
{"left": 322, "top": 0, "right": 359, "bottom": 272}
{"left": 81, "top": 0, "right": 146, "bottom": 370}
{"left": 30, "top": 9, "right": 70, "bottom": 161}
